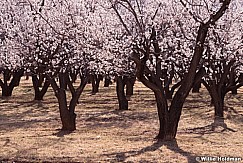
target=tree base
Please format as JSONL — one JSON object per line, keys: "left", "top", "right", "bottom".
{"left": 155, "top": 132, "right": 176, "bottom": 141}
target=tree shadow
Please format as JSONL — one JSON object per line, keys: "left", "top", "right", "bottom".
{"left": 53, "top": 129, "right": 74, "bottom": 137}
{"left": 103, "top": 140, "right": 163, "bottom": 162}
{"left": 0, "top": 118, "right": 56, "bottom": 132}
{"left": 83, "top": 109, "right": 156, "bottom": 131}
{"left": 184, "top": 117, "right": 237, "bottom": 134}
{"left": 14, "top": 100, "right": 50, "bottom": 110}
{"left": 163, "top": 140, "right": 198, "bottom": 163}
{"left": 103, "top": 139, "right": 197, "bottom": 162}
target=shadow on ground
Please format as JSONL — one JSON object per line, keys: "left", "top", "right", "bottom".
{"left": 103, "top": 139, "right": 198, "bottom": 162}
{"left": 183, "top": 117, "right": 237, "bottom": 135}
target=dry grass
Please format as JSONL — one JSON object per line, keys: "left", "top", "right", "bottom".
{"left": 0, "top": 78, "right": 242, "bottom": 163}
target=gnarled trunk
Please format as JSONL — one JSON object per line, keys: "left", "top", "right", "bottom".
{"left": 70, "top": 71, "right": 78, "bottom": 83}
{"left": 128, "top": 0, "right": 231, "bottom": 141}
{"left": 32, "top": 75, "right": 50, "bottom": 101}
{"left": 48, "top": 72, "right": 88, "bottom": 131}
{"left": 154, "top": 92, "right": 171, "bottom": 140}
{"left": 0, "top": 69, "right": 23, "bottom": 97}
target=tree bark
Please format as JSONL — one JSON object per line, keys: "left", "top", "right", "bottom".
{"left": 37, "top": 74, "right": 45, "bottom": 87}
{"left": 192, "top": 81, "right": 201, "bottom": 93}
{"left": 125, "top": 76, "right": 136, "bottom": 99}
{"left": 32, "top": 75, "right": 50, "bottom": 101}
{"left": 104, "top": 76, "right": 112, "bottom": 87}
{"left": 0, "top": 69, "right": 23, "bottom": 97}
{"left": 47, "top": 72, "right": 88, "bottom": 131}
{"left": 91, "top": 74, "right": 102, "bottom": 94}
{"left": 202, "top": 80, "right": 225, "bottom": 118}
{"left": 210, "top": 85, "right": 224, "bottom": 117}
{"left": 213, "top": 95, "right": 224, "bottom": 117}
{"left": 129, "top": 0, "right": 231, "bottom": 141}
{"left": 70, "top": 71, "right": 78, "bottom": 83}
{"left": 116, "top": 76, "right": 128, "bottom": 110}
{"left": 57, "top": 87, "right": 76, "bottom": 131}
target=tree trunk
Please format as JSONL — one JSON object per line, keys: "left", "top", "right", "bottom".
{"left": 206, "top": 81, "right": 225, "bottom": 118}
{"left": 129, "top": 0, "right": 231, "bottom": 141}
{"left": 2, "top": 86, "right": 13, "bottom": 96}
{"left": 47, "top": 72, "right": 88, "bottom": 131}
{"left": 104, "top": 76, "right": 112, "bottom": 87}
{"left": 0, "top": 69, "right": 23, "bottom": 97}
{"left": 116, "top": 76, "right": 128, "bottom": 110}
{"left": 192, "top": 81, "right": 201, "bottom": 93}
{"left": 211, "top": 88, "right": 225, "bottom": 117}
{"left": 213, "top": 96, "right": 224, "bottom": 117}
{"left": 70, "top": 71, "right": 78, "bottom": 83}
{"left": 155, "top": 92, "right": 168, "bottom": 140}
{"left": 125, "top": 76, "right": 136, "bottom": 99}
{"left": 32, "top": 75, "right": 50, "bottom": 101}
{"left": 164, "top": 80, "right": 171, "bottom": 99}
{"left": 231, "top": 88, "right": 237, "bottom": 95}
{"left": 155, "top": 23, "right": 212, "bottom": 140}
{"left": 37, "top": 74, "right": 45, "bottom": 87}
{"left": 155, "top": 92, "right": 179, "bottom": 140}
{"left": 57, "top": 88, "right": 76, "bottom": 131}
{"left": 229, "top": 67, "right": 237, "bottom": 95}
{"left": 91, "top": 74, "right": 102, "bottom": 94}
{"left": 57, "top": 73, "right": 76, "bottom": 130}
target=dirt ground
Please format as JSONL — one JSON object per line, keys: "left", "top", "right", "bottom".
{"left": 0, "top": 78, "right": 242, "bottom": 163}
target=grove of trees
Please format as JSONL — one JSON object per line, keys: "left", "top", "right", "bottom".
{"left": 0, "top": 0, "right": 242, "bottom": 141}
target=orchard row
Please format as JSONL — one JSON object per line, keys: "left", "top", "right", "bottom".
{"left": 0, "top": 0, "right": 242, "bottom": 141}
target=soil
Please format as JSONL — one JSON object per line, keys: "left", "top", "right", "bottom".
{"left": 0, "top": 79, "right": 242, "bottom": 163}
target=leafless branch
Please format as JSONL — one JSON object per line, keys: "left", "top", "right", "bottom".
{"left": 152, "top": 3, "right": 162, "bottom": 20}
{"left": 109, "top": 0, "right": 132, "bottom": 35}
{"left": 179, "top": 0, "right": 203, "bottom": 23}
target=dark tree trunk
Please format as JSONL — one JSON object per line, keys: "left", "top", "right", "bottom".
{"left": 129, "top": 1, "right": 230, "bottom": 141}
{"left": 32, "top": 75, "right": 50, "bottom": 101}
{"left": 163, "top": 70, "right": 171, "bottom": 99}
{"left": 37, "top": 74, "right": 45, "bottom": 87}
{"left": 125, "top": 76, "right": 136, "bottom": 99}
{"left": 211, "top": 87, "right": 224, "bottom": 117}
{"left": 230, "top": 71, "right": 237, "bottom": 95}
{"left": 91, "top": 74, "right": 102, "bottom": 94}
{"left": 0, "top": 69, "right": 23, "bottom": 97}
{"left": 56, "top": 73, "right": 76, "bottom": 130}
{"left": 154, "top": 92, "right": 174, "bottom": 140}
{"left": 48, "top": 72, "right": 88, "bottom": 131}
{"left": 104, "top": 76, "right": 112, "bottom": 87}
{"left": 2, "top": 86, "right": 13, "bottom": 97}
{"left": 192, "top": 81, "right": 201, "bottom": 93}
{"left": 163, "top": 68, "right": 182, "bottom": 100}
{"left": 116, "top": 76, "right": 128, "bottom": 110}
{"left": 165, "top": 81, "right": 182, "bottom": 100}
{"left": 202, "top": 80, "right": 225, "bottom": 118}
{"left": 229, "top": 67, "right": 238, "bottom": 95}
{"left": 213, "top": 96, "right": 224, "bottom": 117}
{"left": 91, "top": 75, "right": 96, "bottom": 94}
{"left": 70, "top": 71, "right": 78, "bottom": 83}
{"left": 231, "top": 88, "right": 237, "bottom": 95}
{"left": 57, "top": 87, "right": 76, "bottom": 131}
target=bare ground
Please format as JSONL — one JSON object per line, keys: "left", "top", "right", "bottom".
{"left": 0, "top": 79, "right": 242, "bottom": 163}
